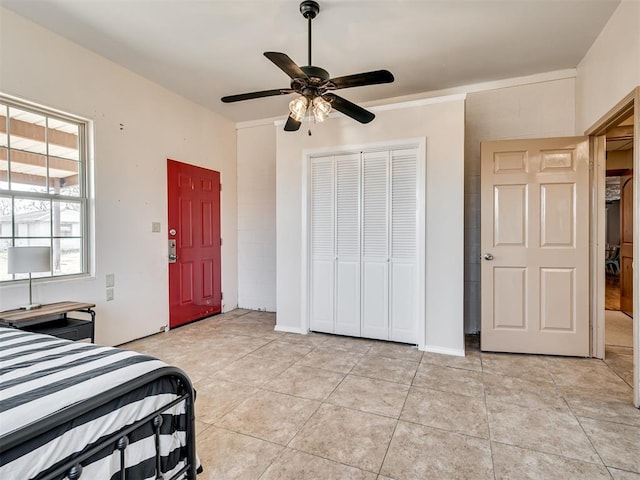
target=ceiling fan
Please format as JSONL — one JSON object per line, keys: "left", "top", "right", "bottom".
{"left": 221, "top": 0, "right": 394, "bottom": 132}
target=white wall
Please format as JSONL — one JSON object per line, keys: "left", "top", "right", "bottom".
{"left": 576, "top": 0, "right": 640, "bottom": 132}
{"left": 238, "top": 75, "right": 578, "bottom": 341}
{"left": 464, "top": 78, "right": 576, "bottom": 332}
{"left": 237, "top": 123, "right": 277, "bottom": 311}
{"left": 0, "top": 8, "right": 238, "bottom": 346}
{"left": 276, "top": 96, "right": 466, "bottom": 355}
{"left": 574, "top": 0, "right": 639, "bottom": 407}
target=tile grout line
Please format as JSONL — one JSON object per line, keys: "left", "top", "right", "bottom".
{"left": 276, "top": 364, "right": 388, "bottom": 476}
{"left": 280, "top": 360, "right": 349, "bottom": 455}
{"left": 481, "top": 365, "right": 498, "bottom": 480}
{"left": 537, "top": 361, "right": 613, "bottom": 469}
{"left": 375, "top": 353, "right": 423, "bottom": 477}
{"left": 141, "top": 316, "right": 638, "bottom": 478}
{"left": 255, "top": 442, "right": 289, "bottom": 480}
{"left": 565, "top": 411, "right": 614, "bottom": 475}
{"left": 601, "top": 354, "right": 634, "bottom": 388}
{"left": 284, "top": 444, "right": 380, "bottom": 476}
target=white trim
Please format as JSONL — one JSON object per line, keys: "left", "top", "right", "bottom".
{"left": 367, "top": 69, "right": 576, "bottom": 108}
{"left": 274, "top": 325, "right": 308, "bottom": 334}
{"left": 421, "top": 345, "right": 466, "bottom": 357}
{"left": 235, "top": 69, "right": 575, "bottom": 129}
{"left": 634, "top": 102, "right": 640, "bottom": 409}
{"left": 591, "top": 135, "right": 606, "bottom": 360}
{"left": 301, "top": 149, "right": 311, "bottom": 334}
{"left": 371, "top": 93, "right": 466, "bottom": 113}
{"left": 301, "top": 137, "right": 426, "bottom": 345}
{"left": 416, "top": 139, "right": 427, "bottom": 351}
{"left": 0, "top": 92, "right": 90, "bottom": 124}
{"left": 236, "top": 117, "right": 281, "bottom": 129}
{"left": 303, "top": 138, "right": 427, "bottom": 161}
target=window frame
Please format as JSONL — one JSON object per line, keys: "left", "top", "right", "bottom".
{"left": 0, "top": 95, "right": 90, "bottom": 282}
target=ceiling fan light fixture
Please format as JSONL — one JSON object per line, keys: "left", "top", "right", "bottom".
{"left": 312, "top": 96, "right": 331, "bottom": 122}
{"left": 289, "top": 95, "right": 309, "bottom": 121}
{"left": 221, "top": 1, "right": 394, "bottom": 132}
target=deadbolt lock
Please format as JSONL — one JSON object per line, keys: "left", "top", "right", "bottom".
{"left": 168, "top": 239, "right": 178, "bottom": 263}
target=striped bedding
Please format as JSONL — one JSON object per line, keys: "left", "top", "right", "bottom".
{"left": 0, "top": 326, "right": 197, "bottom": 480}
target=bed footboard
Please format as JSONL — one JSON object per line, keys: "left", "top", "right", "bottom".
{"left": 0, "top": 327, "right": 199, "bottom": 480}
{"left": 37, "top": 368, "right": 198, "bottom": 480}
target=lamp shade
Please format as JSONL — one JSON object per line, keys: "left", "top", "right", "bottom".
{"left": 289, "top": 96, "right": 309, "bottom": 122}
{"left": 7, "top": 246, "right": 52, "bottom": 274}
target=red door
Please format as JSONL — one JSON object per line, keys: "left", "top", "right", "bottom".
{"left": 167, "top": 159, "right": 222, "bottom": 328}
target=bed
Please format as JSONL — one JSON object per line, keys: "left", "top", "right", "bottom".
{"left": 0, "top": 326, "right": 199, "bottom": 479}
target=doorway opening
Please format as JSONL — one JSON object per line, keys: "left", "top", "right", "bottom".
{"left": 603, "top": 117, "right": 634, "bottom": 388}
{"left": 587, "top": 87, "right": 639, "bottom": 408}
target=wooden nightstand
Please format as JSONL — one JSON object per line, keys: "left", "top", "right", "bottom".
{"left": 0, "top": 301, "right": 96, "bottom": 342}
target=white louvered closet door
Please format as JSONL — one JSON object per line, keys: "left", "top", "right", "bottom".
{"left": 335, "top": 154, "right": 361, "bottom": 336}
{"left": 389, "top": 148, "right": 418, "bottom": 343}
{"left": 361, "top": 151, "right": 390, "bottom": 340}
{"left": 309, "top": 147, "right": 419, "bottom": 343}
{"left": 310, "top": 156, "right": 335, "bottom": 333}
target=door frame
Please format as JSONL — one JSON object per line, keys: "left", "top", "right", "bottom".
{"left": 299, "top": 137, "right": 427, "bottom": 348}
{"left": 586, "top": 86, "right": 639, "bottom": 408}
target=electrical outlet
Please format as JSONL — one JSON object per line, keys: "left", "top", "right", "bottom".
{"left": 151, "top": 222, "right": 161, "bottom": 233}
{"left": 106, "top": 288, "right": 114, "bottom": 301}
{"left": 106, "top": 273, "right": 115, "bottom": 288}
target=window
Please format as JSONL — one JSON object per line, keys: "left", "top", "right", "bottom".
{"left": 0, "top": 96, "right": 88, "bottom": 281}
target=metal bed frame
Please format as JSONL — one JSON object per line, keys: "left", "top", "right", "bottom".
{"left": 0, "top": 366, "right": 198, "bottom": 480}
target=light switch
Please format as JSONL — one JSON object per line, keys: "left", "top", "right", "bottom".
{"left": 152, "top": 222, "right": 161, "bottom": 233}
{"left": 106, "top": 273, "right": 115, "bottom": 287}
{"left": 106, "top": 288, "right": 114, "bottom": 301}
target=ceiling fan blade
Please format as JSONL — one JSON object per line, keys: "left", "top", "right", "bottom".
{"left": 284, "top": 116, "right": 302, "bottom": 132}
{"left": 329, "top": 70, "right": 394, "bottom": 90}
{"left": 221, "top": 88, "right": 293, "bottom": 103}
{"left": 264, "top": 52, "right": 308, "bottom": 80}
{"left": 324, "top": 93, "right": 375, "bottom": 124}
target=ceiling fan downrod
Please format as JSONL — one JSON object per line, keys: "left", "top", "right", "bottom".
{"left": 220, "top": 0, "right": 394, "bottom": 132}
{"left": 300, "top": 0, "right": 319, "bottom": 66}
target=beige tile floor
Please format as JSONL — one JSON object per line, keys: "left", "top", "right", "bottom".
{"left": 122, "top": 309, "right": 640, "bottom": 480}
{"left": 604, "top": 309, "right": 634, "bottom": 387}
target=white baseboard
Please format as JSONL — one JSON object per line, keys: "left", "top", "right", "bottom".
{"left": 274, "top": 325, "right": 308, "bottom": 335}
{"left": 421, "top": 344, "right": 466, "bottom": 357}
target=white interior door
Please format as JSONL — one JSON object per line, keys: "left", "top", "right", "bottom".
{"left": 481, "top": 137, "right": 590, "bottom": 356}
{"left": 308, "top": 145, "right": 421, "bottom": 344}
{"left": 390, "top": 148, "right": 419, "bottom": 343}
{"left": 361, "top": 151, "right": 390, "bottom": 340}
{"left": 335, "top": 153, "right": 361, "bottom": 336}
{"left": 310, "top": 156, "right": 335, "bottom": 334}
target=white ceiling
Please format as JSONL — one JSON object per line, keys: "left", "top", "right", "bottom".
{"left": 2, "top": 0, "right": 621, "bottom": 124}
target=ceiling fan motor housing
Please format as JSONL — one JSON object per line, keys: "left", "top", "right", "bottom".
{"left": 300, "top": 0, "right": 320, "bottom": 19}
{"left": 300, "top": 65, "right": 330, "bottom": 83}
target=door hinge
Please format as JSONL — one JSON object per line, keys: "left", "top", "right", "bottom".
{"left": 220, "top": 238, "right": 223, "bottom": 246}
{"left": 221, "top": 292, "right": 223, "bottom": 300}
{"left": 219, "top": 183, "right": 222, "bottom": 192}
